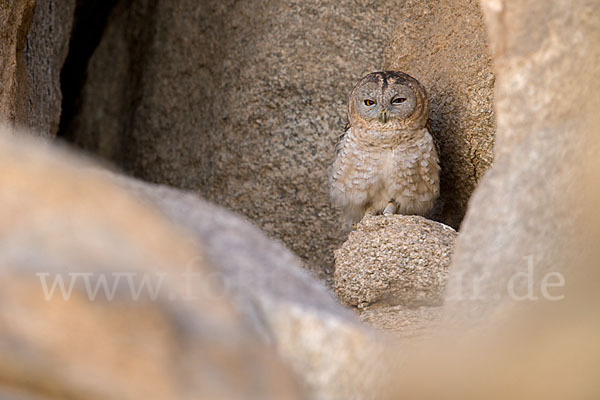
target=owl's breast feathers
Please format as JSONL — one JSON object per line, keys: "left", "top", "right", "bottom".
{"left": 331, "top": 126, "right": 440, "bottom": 222}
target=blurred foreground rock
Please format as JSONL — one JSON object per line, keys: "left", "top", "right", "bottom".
{"left": 113, "top": 176, "right": 386, "bottom": 400}
{"left": 0, "top": 127, "right": 301, "bottom": 399}
{"left": 0, "top": 125, "right": 387, "bottom": 400}
{"left": 382, "top": 0, "right": 600, "bottom": 398}
{"left": 445, "top": 0, "right": 600, "bottom": 324}
{"left": 334, "top": 216, "right": 456, "bottom": 309}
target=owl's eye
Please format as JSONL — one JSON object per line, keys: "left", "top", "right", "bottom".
{"left": 364, "top": 99, "right": 376, "bottom": 106}
{"left": 392, "top": 97, "right": 407, "bottom": 104}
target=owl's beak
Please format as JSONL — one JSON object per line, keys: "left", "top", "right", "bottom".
{"left": 379, "top": 110, "right": 388, "bottom": 124}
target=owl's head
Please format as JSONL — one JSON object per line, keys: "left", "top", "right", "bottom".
{"left": 348, "top": 71, "right": 429, "bottom": 130}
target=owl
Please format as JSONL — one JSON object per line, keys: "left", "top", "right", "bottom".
{"left": 330, "top": 71, "right": 440, "bottom": 224}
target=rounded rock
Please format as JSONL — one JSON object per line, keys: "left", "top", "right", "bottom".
{"left": 334, "top": 215, "right": 457, "bottom": 308}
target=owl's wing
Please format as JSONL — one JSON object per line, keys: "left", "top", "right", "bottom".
{"left": 426, "top": 119, "right": 441, "bottom": 159}
{"left": 336, "top": 123, "right": 350, "bottom": 155}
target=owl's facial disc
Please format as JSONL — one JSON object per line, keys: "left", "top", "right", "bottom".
{"left": 353, "top": 81, "right": 418, "bottom": 127}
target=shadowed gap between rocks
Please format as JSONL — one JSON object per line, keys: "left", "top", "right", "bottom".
{"left": 56, "top": 0, "right": 119, "bottom": 141}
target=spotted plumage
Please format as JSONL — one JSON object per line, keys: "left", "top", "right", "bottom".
{"left": 330, "top": 71, "right": 440, "bottom": 224}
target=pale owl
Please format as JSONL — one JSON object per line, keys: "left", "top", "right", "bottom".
{"left": 330, "top": 71, "right": 440, "bottom": 224}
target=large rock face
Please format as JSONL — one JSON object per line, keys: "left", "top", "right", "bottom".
{"left": 384, "top": 0, "right": 495, "bottom": 227}
{"left": 0, "top": 127, "right": 301, "bottom": 399}
{"left": 65, "top": 0, "right": 493, "bottom": 278}
{"left": 444, "top": 0, "right": 600, "bottom": 323}
{"left": 113, "top": 176, "right": 386, "bottom": 400}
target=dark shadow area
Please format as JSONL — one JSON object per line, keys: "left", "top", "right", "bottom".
{"left": 57, "top": 0, "right": 119, "bottom": 141}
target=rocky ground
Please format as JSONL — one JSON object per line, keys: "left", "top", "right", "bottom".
{"left": 0, "top": 0, "right": 599, "bottom": 399}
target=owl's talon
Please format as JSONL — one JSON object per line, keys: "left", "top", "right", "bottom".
{"left": 383, "top": 201, "right": 397, "bottom": 216}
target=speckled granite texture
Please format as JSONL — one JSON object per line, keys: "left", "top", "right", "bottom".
{"left": 334, "top": 215, "right": 456, "bottom": 308}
